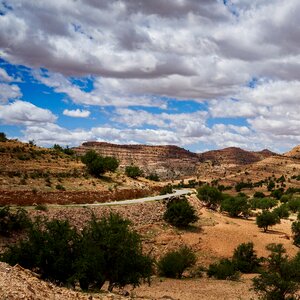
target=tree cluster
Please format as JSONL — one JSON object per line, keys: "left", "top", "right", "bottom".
{"left": 1, "top": 213, "right": 152, "bottom": 292}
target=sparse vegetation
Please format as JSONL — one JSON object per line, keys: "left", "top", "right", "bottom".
{"left": 160, "top": 184, "right": 173, "bottom": 195}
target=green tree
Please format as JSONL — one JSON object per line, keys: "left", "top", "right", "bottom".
{"left": 197, "top": 185, "right": 223, "bottom": 210}
{"left": 253, "top": 244, "right": 300, "bottom": 300}
{"left": 157, "top": 246, "right": 196, "bottom": 279}
{"left": 273, "top": 204, "right": 290, "bottom": 219}
{"left": 288, "top": 198, "right": 300, "bottom": 213}
{"left": 164, "top": 198, "right": 199, "bottom": 228}
{"left": 220, "top": 196, "right": 250, "bottom": 218}
{"left": 232, "top": 242, "right": 261, "bottom": 273}
{"left": 81, "top": 150, "right": 119, "bottom": 177}
{"left": 75, "top": 213, "right": 153, "bottom": 291}
{"left": 291, "top": 221, "right": 300, "bottom": 247}
{"left": 256, "top": 210, "right": 280, "bottom": 232}
{"left": 125, "top": 165, "right": 143, "bottom": 179}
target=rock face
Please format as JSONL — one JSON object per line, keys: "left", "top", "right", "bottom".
{"left": 74, "top": 142, "right": 200, "bottom": 179}
{"left": 198, "top": 147, "right": 277, "bottom": 166}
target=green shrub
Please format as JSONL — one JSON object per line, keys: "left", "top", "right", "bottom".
{"left": 291, "top": 221, "right": 300, "bottom": 247}
{"left": 270, "top": 188, "right": 284, "bottom": 200}
{"left": 256, "top": 210, "right": 280, "bottom": 232}
{"left": 288, "top": 198, "right": 300, "bottom": 213}
{"left": 235, "top": 181, "right": 253, "bottom": 192}
{"left": 0, "top": 206, "right": 31, "bottom": 237}
{"left": 280, "top": 194, "right": 292, "bottom": 203}
{"left": 125, "top": 165, "right": 143, "bottom": 179}
{"left": 146, "top": 173, "right": 160, "bottom": 181}
{"left": 197, "top": 185, "right": 223, "bottom": 210}
{"left": 253, "top": 244, "right": 300, "bottom": 300}
{"left": 207, "top": 259, "right": 239, "bottom": 280}
{"left": 220, "top": 196, "right": 250, "bottom": 218}
{"left": 164, "top": 198, "right": 199, "bottom": 228}
{"left": 250, "top": 198, "right": 278, "bottom": 210}
{"left": 232, "top": 242, "right": 261, "bottom": 273}
{"left": 157, "top": 246, "right": 196, "bottom": 279}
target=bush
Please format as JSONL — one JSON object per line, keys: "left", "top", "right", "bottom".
{"left": 253, "top": 244, "right": 300, "bottom": 300}
{"left": 157, "top": 246, "right": 196, "bottom": 279}
{"left": 220, "top": 196, "right": 250, "bottom": 218}
{"left": 256, "top": 210, "right": 280, "bottom": 232}
{"left": 125, "top": 165, "right": 143, "bottom": 179}
{"left": 81, "top": 150, "right": 119, "bottom": 177}
{"left": 0, "top": 206, "right": 31, "bottom": 237}
{"left": 250, "top": 198, "right": 278, "bottom": 210}
{"left": 288, "top": 198, "right": 300, "bottom": 213}
{"left": 207, "top": 259, "right": 239, "bottom": 280}
{"left": 146, "top": 173, "right": 160, "bottom": 181}
{"left": 164, "top": 198, "right": 199, "bottom": 228}
{"left": 291, "top": 221, "right": 300, "bottom": 247}
{"left": 197, "top": 185, "right": 223, "bottom": 210}
{"left": 232, "top": 242, "right": 261, "bottom": 273}
{"left": 280, "top": 194, "right": 292, "bottom": 203}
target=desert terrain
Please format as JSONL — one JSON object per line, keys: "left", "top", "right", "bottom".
{"left": 1, "top": 138, "right": 300, "bottom": 299}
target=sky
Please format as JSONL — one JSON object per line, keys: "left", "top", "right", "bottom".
{"left": 0, "top": 0, "right": 300, "bottom": 153}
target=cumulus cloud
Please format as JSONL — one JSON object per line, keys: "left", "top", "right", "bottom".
{"left": 63, "top": 109, "right": 90, "bottom": 118}
{"left": 1, "top": 0, "right": 300, "bottom": 152}
{"left": 0, "top": 83, "right": 22, "bottom": 103}
{"left": 0, "top": 100, "right": 57, "bottom": 125}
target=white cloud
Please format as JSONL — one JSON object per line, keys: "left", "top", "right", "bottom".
{"left": 0, "top": 100, "right": 57, "bottom": 125}
{"left": 63, "top": 109, "right": 90, "bottom": 118}
{"left": 0, "top": 67, "right": 14, "bottom": 82}
{"left": 0, "top": 83, "right": 22, "bottom": 103}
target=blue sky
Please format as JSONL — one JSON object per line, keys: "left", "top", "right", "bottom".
{"left": 0, "top": 0, "right": 300, "bottom": 153}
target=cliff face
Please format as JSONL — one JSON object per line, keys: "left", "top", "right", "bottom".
{"left": 198, "top": 147, "right": 277, "bottom": 166}
{"left": 74, "top": 142, "right": 200, "bottom": 179}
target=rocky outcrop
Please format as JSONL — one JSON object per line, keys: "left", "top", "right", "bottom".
{"left": 198, "top": 147, "right": 277, "bottom": 166}
{"left": 74, "top": 142, "right": 200, "bottom": 179}
{"left": 284, "top": 145, "right": 300, "bottom": 159}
